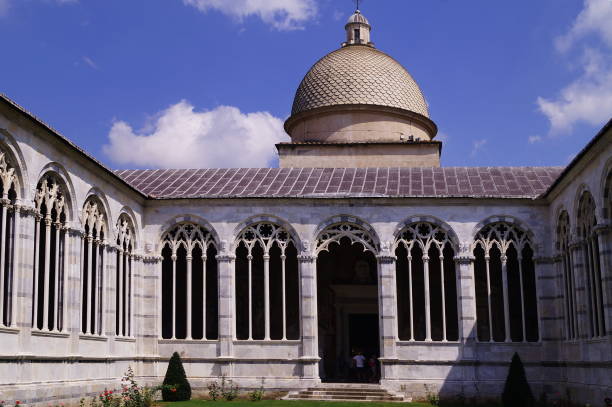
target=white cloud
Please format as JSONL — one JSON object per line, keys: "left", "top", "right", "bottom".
{"left": 537, "top": 0, "right": 612, "bottom": 134}
{"left": 103, "top": 100, "right": 290, "bottom": 169}
{"left": 183, "top": 0, "right": 318, "bottom": 31}
{"left": 0, "top": 0, "right": 9, "bottom": 15}
{"left": 82, "top": 56, "right": 98, "bottom": 70}
{"left": 528, "top": 135, "right": 542, "bottom": 144}
{"left": 470, "top": 139, "right": 487, "bottom": 157}
{"left": 0, "top": 0, "right": 76, "bottom": 16}
{"left": 555, "top": 0, "right": 612, "bottom": 51}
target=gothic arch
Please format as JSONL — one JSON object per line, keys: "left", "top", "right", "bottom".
{"left": 393, "top": 217, "right": 460, "bottom": 342}
{"left": 82, "top": 192, "right": 110, "bottom": 238}
{"left": 116, "top": 207, "right": 140, "bottom": 251}
{"left": 158, "top": 214, "right": 220, "bottom": 253}
{"left": 472, "top": 218, "right": 539, "bottom": 342}
{"left": 471, "top": 215, "right": 536, "bottom": 254}
{"left": 84, "top": 187, "right": 112, "bottom": 232}
{"left": 601, "top": 159, "right": 612, "bottom": 221}
{"left": 314, "top": 214, "right": 380, "bottom": 255}
{"left": 232, "top": 215, "right": 301, "bottom": 251}
{"left": 393, "top": 215, "right": 459, "bottom": 249}
{"left": 160, "top": 220, "right": 220, "bottom": 340}
{"left": 36, "top": 163, "right": 76, "bottom": 222}
{"left": 0, "top": 129, "right": 29, "bottom": 200}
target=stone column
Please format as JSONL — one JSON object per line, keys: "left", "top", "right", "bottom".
{"left": 455, "top": 245, "right": 477, "bottom": 358}
{"left": 534, "top": 257, "right": 557, "bottom": 342}
{"left": 377, "top": 243, "right": 398, "bottom": 381}
{"left": 594, "top": 224, "right": 612, "bottom": 335}
{"left": 298, "top": 246, "right": 319, "bottom": 380}
{"left": 216, "top": 242, "right": 236, "bottom": 377}
{"left": 106, "top": 244, "right": 117, "bottom": 337}
{"left": 569, "top": 240, "right": 587, "bottom": 338}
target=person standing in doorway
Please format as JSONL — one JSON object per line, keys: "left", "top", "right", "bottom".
{"left": 352, "top": 351, "right": 366, "bottom": 382}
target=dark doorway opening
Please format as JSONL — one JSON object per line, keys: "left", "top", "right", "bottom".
{"left": 316, "top": 236, "right": 380, "bottom": 383}
{"left": 349, "top": 314, "right": 379, "bottom": 357}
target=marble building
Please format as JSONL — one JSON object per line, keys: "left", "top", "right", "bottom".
{"left": 0, "top": 9, "right": 611, "bottom": 406}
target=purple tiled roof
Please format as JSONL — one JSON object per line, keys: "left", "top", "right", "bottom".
{"left": 115, "top": 167, "right": 564, "bottom": 199}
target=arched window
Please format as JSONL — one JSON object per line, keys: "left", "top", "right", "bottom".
{"left": 80, "top": 197, "right": 106, "bottom": 335}
{"left": 473, "top": 222, "right": 539, "bottom": 342}
{"left": 161, "top": 222, "right": 218, "bottom": 340}
{"left": 116, "top": 214, "right": 135, "bottom": 337}
{"left": 394, "top": 222, "right": 459, "bottom": 342}
{"left": 33, "top": 174, "right": 68, "bottom": 332}
{"left": 235, "top": 222, "right": 299, "bottom": 341}
{"left": 0, "top": 151, "right": 17, "bottom": 328}
{"left": 556, "top": 211, "right": 577, "bottom": 339}
{"left": 577, "top": 191, "right": 605, "bottom": 338}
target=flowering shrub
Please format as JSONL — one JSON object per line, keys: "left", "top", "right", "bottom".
{"left": 79, "top": 367, "right": 163, "bottom": 407}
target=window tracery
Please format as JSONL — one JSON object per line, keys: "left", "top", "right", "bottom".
{"left": 556, "top": 211, "right": 577, "bottom": 339}
{"left": 394, "top": 222, "right": 458, "bottom": 342}
{"left": 161, "top": 222, "right": 218, "bottom": 340}
{"left": 0, "top": 151, "right": 17, "bottom": 328}
{"left": 235, "top": 222, "right": 299, "bottom": 341}
{"left": 473, "top": 222, "right": 539, "bottom": 342}
{"left": 115, "top": 214, "right": 135, "bottom": 337}
{"left": 316, "top": 223, "right": 377, "bottom": 254}
{"left": 577, "top": 191, "right": 605, "bottom": 337}
{"left": 81, "top": 198, "right": 106, "bottom": 335}
{"left": 33, "top": 174, "right": 67, "bottom": 332}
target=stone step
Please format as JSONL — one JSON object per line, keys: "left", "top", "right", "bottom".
{"left": 286, "top": 394, "right": 404, "bottom": 401}
{"left": 306, "top": 388, "right": 389, "bottom": 392}
{"left": 302, "top": 390, "right": 391, "bottom": 396}
{"left": 285, "top": 384, "right": 406, "bottom": 403}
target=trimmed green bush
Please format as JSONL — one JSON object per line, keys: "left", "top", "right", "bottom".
{"left": 162, "top": 352, "right": 192, "bottom": 401}
{"left": 502, "top": 353, "right": 534, "bottom": 407}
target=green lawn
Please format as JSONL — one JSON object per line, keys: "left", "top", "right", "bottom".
{"left": 159, "top": 401, "right": 435, "bottom": 407}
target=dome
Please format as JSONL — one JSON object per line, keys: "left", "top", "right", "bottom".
{"left": 290, "top": 45, "right": 430, "bottom": 118}
{"left": 347, "top": 10, "right": 369, "bottom": 25}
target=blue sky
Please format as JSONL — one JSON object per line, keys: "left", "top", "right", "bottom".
{"left": 1, "top": 0, "right": 611, "bottom": 169}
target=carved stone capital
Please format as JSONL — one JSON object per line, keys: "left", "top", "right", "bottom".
{"left": 298, "top": 253, "right": 317, "bottom": 263}
{"left": 534, "top": 256, "right": 555, "bottom": 265}
{"left": 376, "top": 254, "right": 396, "bottom": 263}
{"left": 593, "top": 223, "right": 612, "bottom": 236}
{"left": 216, "top": 253, "right": 236, "bottom": 262}
{"left": 454, "top": 255, "right": 474, "bottom": 264}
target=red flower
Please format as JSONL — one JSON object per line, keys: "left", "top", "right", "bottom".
{"left": 171, "top": 388, "right": 177, "bottom": 393}
{"left": 15, "top": 402, "right": 20, "bottom": 405}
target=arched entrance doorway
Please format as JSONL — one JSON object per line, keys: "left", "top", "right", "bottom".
{"left": 315, "top": 221, "right": 380, "bottom": 383}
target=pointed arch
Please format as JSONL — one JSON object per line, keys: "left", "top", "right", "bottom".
{"left": 601, "top": 158, "right": 612, "bottom": 221}
{"left": 232, "top": 215, "right": 301, "bottom": 251}
{"left": 37, "top": 163, "right": 76, "bottom": 223}
{"left": 314, "top": 215, "right": 379, "bottom": 255}
{"left": 160, "top": 220, "right": 219, "bottom": 341}
{"left": 0, "top": 129, "right": 29, "bottom": 200}
{"left": 158, "top": 214, "right": 220, "bottom": 252}
{"left": 393, "top": 217, "right": 459, "bottom": 342}
{"left": 472, "top": 219, "right": 539, "bottom": 343}
{"left": 576, "top": 189, "right": 606, "bottom": 338}
{"left": 31, "top": 170, "right": 71, "bottom": 332}
{"left": 0, "top": 143, "right": 19, "bottom": 328}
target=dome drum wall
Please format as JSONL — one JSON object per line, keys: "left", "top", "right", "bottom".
{"left": 285, "top": 104, "right": 436, "bottom": 144}
{"left": 277, "top": 141, "right": 441, "bottom": 168}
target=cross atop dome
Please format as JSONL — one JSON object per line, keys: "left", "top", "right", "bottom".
{"left": 343, "top": 8, "right": 373, "bottom": 47}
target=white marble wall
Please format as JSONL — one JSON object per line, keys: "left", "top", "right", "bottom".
{"left": 0, "top": 106, "right": 611, "bottom": 406}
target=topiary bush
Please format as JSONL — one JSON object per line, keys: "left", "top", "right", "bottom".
{"left": 162, "top": 352, "right": 192, "bottom": 401}
{"left": 502, "top": 353, "right": 534, "bottom": 407}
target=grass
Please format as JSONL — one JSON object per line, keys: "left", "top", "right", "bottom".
{"left": 159, "top": 401, "right": 435, "bottom": 407}
{"left": 158, "top": 400, "right": 501, "bottom": 407}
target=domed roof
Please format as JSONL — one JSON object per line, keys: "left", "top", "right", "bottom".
{"left": 347, "top": 10, "right": 369, "bottom": 25}
{"left": 290, "top": 45, "right": 430, "bottom": 118}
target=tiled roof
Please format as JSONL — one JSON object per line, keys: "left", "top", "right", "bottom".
{"left": 291, "top": 45, "right": 429, "bottom": 117}
{"left": 115, "top": 167, "right": 564, "bottom": 200}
